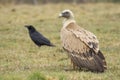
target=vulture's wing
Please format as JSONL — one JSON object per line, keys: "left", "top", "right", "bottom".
{"left": 66, "top": 23, "right": 99, "bottom": 52}
{"left": 72, "top": 28, "right": 99, "bottom": 52}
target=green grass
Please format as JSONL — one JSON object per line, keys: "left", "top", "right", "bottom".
{"left": 0, "top": 3, "right": 120, "bottom": 80}
{"left": 28, "top": 72, "right": 46, "bottom": 80}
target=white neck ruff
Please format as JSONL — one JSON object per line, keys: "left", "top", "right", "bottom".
{"left": 63, "top": 19, "right": 76, "bottom": 28}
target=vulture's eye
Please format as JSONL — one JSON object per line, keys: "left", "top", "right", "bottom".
{"left": 65, "top": 12, "right": 69, "bottom": 14}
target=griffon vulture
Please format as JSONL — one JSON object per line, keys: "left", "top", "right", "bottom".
{"left": 59, "top": 10, "right": 107, "bottom": 72}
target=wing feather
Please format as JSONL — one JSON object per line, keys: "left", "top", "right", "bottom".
{"left": 72, "top": 30, "right": 99, "bottom": 52}
{"left": 30, "top": 31, "right": 51, "bottom": 46}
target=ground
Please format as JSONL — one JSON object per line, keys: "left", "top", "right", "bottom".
{"left": 0, "top": 3, "right": 120, "bottom": 80}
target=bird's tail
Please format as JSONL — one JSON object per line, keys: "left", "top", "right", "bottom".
{"left": 97, "top": 50, "right": 107, "bottom": 70}
{"left": 49, "top": 43, "right": 56, "bottom": 47}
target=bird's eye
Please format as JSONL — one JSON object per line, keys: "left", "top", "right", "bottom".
{"left": 65, "top": 12, "right": 69, "bottom": 14}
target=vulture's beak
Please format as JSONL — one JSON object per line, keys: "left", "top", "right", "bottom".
{"left": 24, "top": 25, "right": 28, "bottom": 28}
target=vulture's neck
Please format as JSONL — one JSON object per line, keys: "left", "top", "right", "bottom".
{"left": 63, "top": 18, "right": 76, "bottom": 28}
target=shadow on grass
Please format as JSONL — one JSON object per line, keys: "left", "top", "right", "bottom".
{"left": 39, "top": 63, "right": 101, "bottom": 73}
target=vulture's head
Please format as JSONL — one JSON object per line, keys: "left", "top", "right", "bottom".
{"left": 59, "top": 9, "right": 74, "bottom": 19}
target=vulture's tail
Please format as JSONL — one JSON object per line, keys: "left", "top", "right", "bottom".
{"left": 97, "top": 50, "right": 107, "bottom": 70}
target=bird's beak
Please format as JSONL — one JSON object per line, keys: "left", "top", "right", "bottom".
{"left": 24, "top": 25, "right": 28, "bottom": 28}
{"left": 58, "top": 13, "right": 63, "bottom": 18}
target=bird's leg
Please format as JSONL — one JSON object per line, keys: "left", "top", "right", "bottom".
{"left": 71, "top": 58, "right": 75, "bottom": 69}
{"left": 70, "top": 59, "right": 77, "bottom": 70}
{"left": 64, "top": 58, "right": 75, "bottom": 71}
{"left": 73, "top": 63, "right": 78, "bottom": 71}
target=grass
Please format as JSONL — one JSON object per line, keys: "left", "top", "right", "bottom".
{"left": 28, "top": 72, "right": 46, "bottom": 80}
{"left": 0, "top": 3, "right": 120, "bottom": 80}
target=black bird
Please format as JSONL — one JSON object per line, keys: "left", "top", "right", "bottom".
{"left": 25, "top": 25, "right": 55, "bottom": 47}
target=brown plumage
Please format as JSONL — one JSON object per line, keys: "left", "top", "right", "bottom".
{"left": 59, "top": 9, "right": 107, "bottom": 72}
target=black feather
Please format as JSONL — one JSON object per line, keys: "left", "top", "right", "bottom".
{"left": 25, "top": 25, "right": 55, "bottom": 47}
